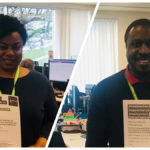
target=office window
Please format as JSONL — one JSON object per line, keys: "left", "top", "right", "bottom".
{"left": 71, "top": 19, "right": 118, "bottom": 92}
{"left": 53, "top": 8, "right": 91, "bottom": 60}
{"left": 0, "top": 5, "right": 91, "bottom": 66}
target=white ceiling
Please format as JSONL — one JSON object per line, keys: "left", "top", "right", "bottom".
{"left": 99, "top": 3, "right": 150, "bottom": 12}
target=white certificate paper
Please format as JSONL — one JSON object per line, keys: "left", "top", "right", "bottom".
{"left": 123, "top": 100, "right": 150, "bottom": 147}
{"left": 0, "top": 94, "right": 21, "bottom": 147}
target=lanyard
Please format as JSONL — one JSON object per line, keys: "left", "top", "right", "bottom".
{"left": 126, "top": 77, "right": 138, "bottom": 100}
{"left": 0, "top": 67, "right": 20, "bottom": 96}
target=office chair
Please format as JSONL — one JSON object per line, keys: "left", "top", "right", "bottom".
{"left": 48, "top": 131, "right": 66, "bottom": 147}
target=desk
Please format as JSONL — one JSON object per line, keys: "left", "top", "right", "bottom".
{"left": 56, "top": 97, "right": 63, "bottom": 103}
{"left": 61, "top": 132, "right": 86, "bottom": 147}
{"left": 54, "top": 90, "right": 64, "bottom": 103}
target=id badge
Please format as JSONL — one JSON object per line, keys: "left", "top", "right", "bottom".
{"left": 0, "top": 94, "right": 21, "bottom": 147}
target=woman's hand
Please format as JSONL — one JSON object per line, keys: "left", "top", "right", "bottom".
{"left": 28, "top": 137, "right": 47, "bottom": 147}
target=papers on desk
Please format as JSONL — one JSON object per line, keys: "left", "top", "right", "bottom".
{"left": 61, "top": 109, "right": 81, "bottom": 133}
{"left": 61, "top": 124, "right": 81, "bottom": 133}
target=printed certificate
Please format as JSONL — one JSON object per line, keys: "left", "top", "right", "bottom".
{"left": 123, "top": 100, "right": 150, "bottom": 147}
{"left": 0, "top": 94, "right": 21, "bottom": 147}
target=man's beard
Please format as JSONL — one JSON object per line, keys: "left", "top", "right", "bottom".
{"left": 129, "top": 63, "right": 150, "bottom": 80}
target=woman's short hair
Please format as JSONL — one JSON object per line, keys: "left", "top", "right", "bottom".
{"left": 0, "top": 14, "right": 27, "bottom": 46}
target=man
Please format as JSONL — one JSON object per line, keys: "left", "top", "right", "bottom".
{"left": 20, "top": 59, "right": 35, "bottom": 70}
{"left": 86, "top": 19, "right": 150, "bottom": 147}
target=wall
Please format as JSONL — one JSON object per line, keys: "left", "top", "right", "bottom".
{"left": 95, "top": 10, "right": 150, "bottom": 71}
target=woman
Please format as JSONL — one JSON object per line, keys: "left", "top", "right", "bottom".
{"left": 0, "top": 14, "right": 57, "bottom": 147}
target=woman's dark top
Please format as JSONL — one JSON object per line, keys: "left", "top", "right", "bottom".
{"left": 0, "top": 70, "right": 58, "bottom": 147}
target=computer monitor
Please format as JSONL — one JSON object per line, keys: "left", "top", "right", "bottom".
{"left": 34, "top": 61, "right": 39, "bottom": 66}
{"left": 43, "top": 63, "right": 49, "bottom": 79}
{"left": 49, "top": 59, "right": 76, "bottom": 82}
{"left": 72, "top": 85, "right": 85, "bottom": 114}
{"left": 85, "top": 84, "right": 96, "bottom": 95}
{"left": 35, "top": 66, "right": 43, "bottom": 74}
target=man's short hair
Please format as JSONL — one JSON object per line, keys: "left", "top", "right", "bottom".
{"left": 0, "top": 14, "right": 27, "bottom": 46}
{"left": 20, "top": 59, "right": 35, "bottom": 70}
{"left": 124, "top": 18, "right": 150, "bottom": 47}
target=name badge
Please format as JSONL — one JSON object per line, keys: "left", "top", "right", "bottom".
{"left": 123, "top": 100, "right": 150, "bottom": 147}
{"left": 0, "top": 94, "right": 21, "bottom": 147}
